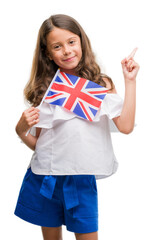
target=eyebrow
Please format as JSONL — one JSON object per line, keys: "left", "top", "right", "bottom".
{"left": 50, "top": 36, "right": 78, "bottom": 47}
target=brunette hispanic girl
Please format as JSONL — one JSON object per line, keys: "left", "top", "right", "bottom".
{"left": 14, "top": 14, "right": 139, "bottom": 240}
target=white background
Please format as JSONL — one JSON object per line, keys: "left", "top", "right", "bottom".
{"left": 1, "top": 0, "right": 154, "bottom": 239}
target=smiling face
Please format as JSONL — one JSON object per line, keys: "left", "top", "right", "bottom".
{"left": 46, "top": 27, "right": 82, "bottom": 75}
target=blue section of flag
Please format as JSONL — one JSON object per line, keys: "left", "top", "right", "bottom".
{"left": 85, "top": 80, "right": 103, "bottom": 89}
{"left": 73, "top": 103, "right": 87, "bottom": 120}
{"left": 49, "top": 97, "right": 66, "bottom": 106}
{"left": 47, "top": 91, "right": 57, "bottom": 96}
{"left": 65, "top": 73, "right": 79, "bottom": 85}
{"left": 89, "top": 107, "right": 98, "bottom": 116}
{"left": 94, "top": 94, "right": 106, "bottom": 100}
{"left": 55, "top": 76, "right": 63, "bottom": 83}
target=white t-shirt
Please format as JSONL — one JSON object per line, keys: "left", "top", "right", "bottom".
{"left": 29, "top": 93, "right": 123, "bottom": 180}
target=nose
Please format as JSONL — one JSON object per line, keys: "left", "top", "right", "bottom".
{"left": 63, "top": 44, "right": 71, "bottom": 55}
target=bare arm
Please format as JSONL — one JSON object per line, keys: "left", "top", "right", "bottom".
{"left": 113, "top": 79, "right": 136, "bottom": 134}
{"left": 105, "top": 48, "right": 140, "bottom": 134}
{"left": 15, "top": 107, "right": 41, "bottom": 150}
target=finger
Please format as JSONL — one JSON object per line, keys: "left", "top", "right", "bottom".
{"left": 127, "top": 60, "right": 139, "bottom": 72}
{"left": 26, "top": 114, "right": 39, "bottom": 127}
{"left": 130, "top": 61, "right": 140, "bottom": 70}
{"left": 25, "top": 108, "right": 40, "bottom": 118}
{"left": 25, "top": 107, "right": 40, "bottom": 114}
{"left": 128, "top": 65, "right": 134, "bottom": 72}
{"left": 24, "top": 107, "right": 35, "bottom": 113}
{"left": 29, "top": 110, "right": 40, "bottom": 118}
{"left": 126, "top": 60, "right": 133, "bottom": 68}
{"left": 126, "top": 47, "right": 138, "bottom": 61}
{"left": 29, "top": 118, "right": 40, "bottom": 127}
{"left": 31, "top": 112, "right": 40, "bottom": 119}
{"left": 28, "top": 112, "right": 40, "bottom": 122}
{"left": 121, "top": 58, "right": 126, "bottom": 64}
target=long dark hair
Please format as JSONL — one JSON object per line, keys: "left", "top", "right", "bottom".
{"left": 24, "top": 14, "right": 114, "bottom": 106}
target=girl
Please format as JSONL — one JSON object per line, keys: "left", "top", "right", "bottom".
{"left": 14, "top": 14, "right": 139, "bottom": 240}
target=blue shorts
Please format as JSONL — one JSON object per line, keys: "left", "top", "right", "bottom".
{"left": 14, "top": 168, "right": 98, "bottom": 233}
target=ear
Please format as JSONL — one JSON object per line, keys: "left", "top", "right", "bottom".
{"left": 48, "top": 54, "right": 53, "bottom": 61}
{"left": 46, "top": 50, "right": 52, "bottom": 60}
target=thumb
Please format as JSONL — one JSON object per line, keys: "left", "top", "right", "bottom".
{"left": 121, "top": 58, "right": 127, "bottom": 65}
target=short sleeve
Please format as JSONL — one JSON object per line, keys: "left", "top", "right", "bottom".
{"left": 101, "top": 93, "right": 123, "bottom": 119}
{"left": 34, "top": 101, "right": 77, "bottom": 129}
{"left": 34, "top": 102, "right": 53, "bottom": 129}
{"left": 29, "top": 127, "right": 36, "bottom": 136}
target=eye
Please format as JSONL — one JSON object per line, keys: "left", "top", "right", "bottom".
{"left": 54, "top": 45, "right": 60, "bottom": 49}
{"left": 69, "top": 40, "right": 75, "bottom": 45}
{"left": 51, "top": 44, "right": 61, "bottom": 51}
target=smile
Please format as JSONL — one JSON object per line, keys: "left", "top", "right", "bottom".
{"left": 63, "top": 56, "right": 76, "bottom": 62}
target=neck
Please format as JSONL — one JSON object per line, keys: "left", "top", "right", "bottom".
{"left": 60, "top": 68, "right": 76, "bottom": 75}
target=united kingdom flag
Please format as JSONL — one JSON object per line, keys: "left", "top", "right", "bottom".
{"left": 43, "top": 69, "right": 108, "bottom": 121}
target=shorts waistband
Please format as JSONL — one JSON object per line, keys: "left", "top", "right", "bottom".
{"left": 40, "top": 175, "right": 79, "bottom": 210}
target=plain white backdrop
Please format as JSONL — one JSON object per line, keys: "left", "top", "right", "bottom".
{"left": 1, "top": 0, "right": 154, "bottom": 239}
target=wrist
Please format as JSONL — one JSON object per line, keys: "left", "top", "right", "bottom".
{"left": 124, "top": 78, "right": 136, "bottom": 85}
{"left": 15, "top": 122, "right": 27, "bottom": 137}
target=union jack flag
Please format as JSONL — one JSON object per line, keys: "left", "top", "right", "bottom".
{"left": 43, "top": 69, "right": 108, "bottom": 121}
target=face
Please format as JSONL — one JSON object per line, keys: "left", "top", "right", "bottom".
{"left": 46, "top": 27, "right": 82, "bottom": 75}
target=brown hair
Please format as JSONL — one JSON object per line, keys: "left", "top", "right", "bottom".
{"left": 24, "top": 14, "right": 114, "bottom": 106}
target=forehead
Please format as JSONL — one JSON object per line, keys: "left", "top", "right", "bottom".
{"left": 46, "top": 27, "right": 80, "bottom": 45}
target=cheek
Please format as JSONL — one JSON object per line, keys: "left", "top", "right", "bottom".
{"left": 76, "top": 46, "right": 82, "bottom": 60}
{"left": 51, "top": 52, "right": 61, "bottom": 63}
{"left": 79, "top": 44, "right": 83, "bottom": 58}
{"left": 79, "top": 48, "right": 82, "bottom": 59}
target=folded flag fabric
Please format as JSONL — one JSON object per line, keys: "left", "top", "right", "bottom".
{"left": 41, "top": 69, "right": 108, "bottom": 121}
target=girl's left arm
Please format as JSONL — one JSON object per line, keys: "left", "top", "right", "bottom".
{"left": 113, "top": 48, "right": 140, "bottom": 134}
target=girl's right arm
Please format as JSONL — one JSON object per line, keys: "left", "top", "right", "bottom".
{"left": 15, "top": 107, "right": 41, "bottom": 151}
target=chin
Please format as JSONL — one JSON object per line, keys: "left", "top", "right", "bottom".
{"left": 60, "top": 65, "right": 78, "bottom": 73}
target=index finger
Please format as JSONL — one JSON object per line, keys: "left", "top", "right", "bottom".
{"left": 127, "top": 47, "right": 138, "bottom": 61}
